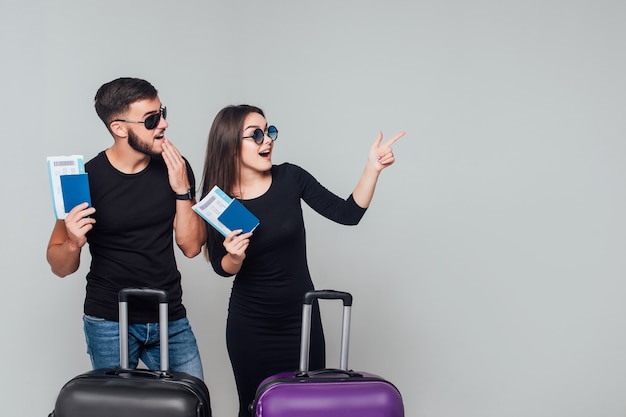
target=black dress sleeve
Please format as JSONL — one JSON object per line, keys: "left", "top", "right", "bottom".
{"left": 207, "top": 228, "right": 231, "bottom": 277}
{"left": 288, "top": 163, "right": 367, "bottom": 225}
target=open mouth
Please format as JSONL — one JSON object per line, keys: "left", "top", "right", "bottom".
{"left": 155, "top": 132, "right": 165, "bottom": 140}
{"left": 259, "top": 149, "right": 271, "bottom": 158}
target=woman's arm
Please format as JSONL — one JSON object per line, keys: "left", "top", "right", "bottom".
{"left": 352, "top": 131, "right": 405, "bottom": 208}
{"left": 220, "top": 230, "right": 253, "bottom": 275}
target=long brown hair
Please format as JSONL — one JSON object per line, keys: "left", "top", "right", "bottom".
{"left": 199, "top": 105, "right": 265, "bottom": 254}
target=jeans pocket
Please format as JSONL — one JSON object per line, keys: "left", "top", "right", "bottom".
{"left": 83, "top": 314, "right": 106, "bottom": 323}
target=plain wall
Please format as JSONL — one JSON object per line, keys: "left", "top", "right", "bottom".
{"left": 1, "top": 1, "right": 625, "bottom": 416}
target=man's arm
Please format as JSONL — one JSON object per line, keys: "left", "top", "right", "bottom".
{"left": 173, "top": 199, "right": 207, "bottom": 258}
{"left": 161, "top": 139, "right": 206, "bottom": 257}
{"left": 46, "top": 203, "right": 96, "bottom": 277}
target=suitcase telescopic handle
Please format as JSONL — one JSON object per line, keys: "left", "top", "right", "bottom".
{"left": 299, "top": 290, "right": 353, "bottom": 373}
{"left": 118, "top": 288, "right": 169, "bottom": 372}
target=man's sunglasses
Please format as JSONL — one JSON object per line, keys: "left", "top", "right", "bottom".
{"left": 113, "top": 106, "right": 167, "bottom": 130}
{"left": 242, "top": 125, "right": 278, "bottom": 144}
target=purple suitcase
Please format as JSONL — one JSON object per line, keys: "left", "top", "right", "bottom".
{"left": 250, "top": 290, "right": 404, "bottom": 417}
{"left": 49, "top": 288, "right": 211, "bottom": 417}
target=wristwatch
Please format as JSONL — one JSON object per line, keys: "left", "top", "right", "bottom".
{"left": 175, "top": 188, "right": 194, "bottom": 200}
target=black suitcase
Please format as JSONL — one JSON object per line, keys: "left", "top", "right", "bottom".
{"left": 49, "top": 288, "right": 211, "bottom": 417}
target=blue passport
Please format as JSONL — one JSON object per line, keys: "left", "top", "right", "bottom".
{"left": 217, "top": 199, "right": 259, "bottom": 234}
{"left": 60, "top": 173, "right": 91, "bottom": 213}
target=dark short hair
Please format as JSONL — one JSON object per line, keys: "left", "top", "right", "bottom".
{"left": 94, "top": 77, "right": 158, "bottom": 127}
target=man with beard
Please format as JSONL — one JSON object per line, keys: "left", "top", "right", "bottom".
{"left": 46, "top": 77, "right": 206, "bottom": 379}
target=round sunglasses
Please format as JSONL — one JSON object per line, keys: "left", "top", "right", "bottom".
{"left": 113, "top": 106, "right": 167, "bottom": 130}
{"left": 242, "top": 125, "right": 278, "bottom": 144}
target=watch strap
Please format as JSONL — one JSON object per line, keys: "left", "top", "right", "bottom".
{"left": 175, "top": 188, "right": 194, "bottom": 200}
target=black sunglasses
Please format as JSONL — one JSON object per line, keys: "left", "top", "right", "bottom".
{"left": 242, "top": 125, "right": 278, "bottom": 144}
{"left": 113, "top": 106, "right": 167, "bottom": 130}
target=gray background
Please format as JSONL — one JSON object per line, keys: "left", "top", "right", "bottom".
{"left": 1, "top": 1, "right": 625, "bottom": 416}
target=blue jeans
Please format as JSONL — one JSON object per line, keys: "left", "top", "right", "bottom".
{"left": 83, "top": 315, "right": 204, "bottom": 380}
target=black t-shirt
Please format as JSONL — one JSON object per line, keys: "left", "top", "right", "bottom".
{"left": 83, "top": 151, "right": 194, "bottom": 323}
{"left": 207, "top": 162, "right": 367, "bottom": 319}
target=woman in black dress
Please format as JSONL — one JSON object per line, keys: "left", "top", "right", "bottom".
{"left": 199, "top": 104, "right": 404, "bottom": 416}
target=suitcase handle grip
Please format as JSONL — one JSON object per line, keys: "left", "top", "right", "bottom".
{"left": 118, "top": 287, "right": 168, "bottom": 303}
{"left": 303, "top": 289, "right": 352, "bottom": 306}
{"left": 105, "top": 368, "right": 174, "bottom": 379}
{"left": 296, "top": 368, "right": 364, "bottom": 378}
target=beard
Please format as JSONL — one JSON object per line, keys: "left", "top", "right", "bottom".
{"left": 128, "top": 129, "right": 161, "bottom": 157}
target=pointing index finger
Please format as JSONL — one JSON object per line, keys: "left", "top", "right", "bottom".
{"left": 386, "top": 131, "right": 406, "bottom": 145}
{"left": 380, "top": 131, "right": 406, "bottom": 149}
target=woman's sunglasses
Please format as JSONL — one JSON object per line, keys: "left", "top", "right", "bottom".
{"left": 113, "top": 106, "right": 167, "bottom": 130}
{"left": 242, "top": 125, "right": 278, "bottom": 144}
